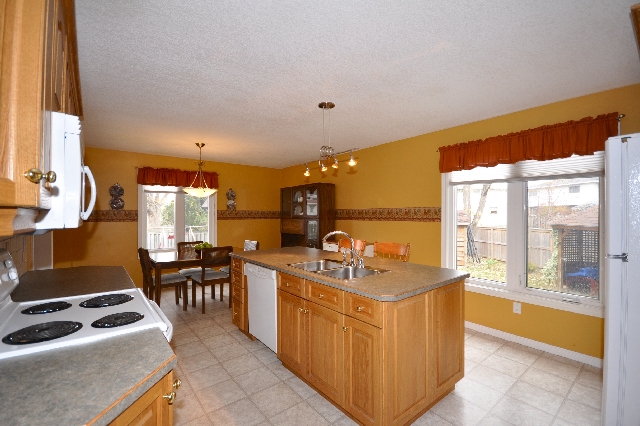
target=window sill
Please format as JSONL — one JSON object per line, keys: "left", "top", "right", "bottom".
{"left": 465, "top": 282, "right": 604, "bottom": 318}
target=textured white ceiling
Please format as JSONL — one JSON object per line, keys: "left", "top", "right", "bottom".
{"left": 75, "top": 1, "right": 640, "bottom": 168}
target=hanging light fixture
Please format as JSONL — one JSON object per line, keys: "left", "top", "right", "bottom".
{"left": 304, "top": 164, "right": 311, "bottom": 177}
{"left": 348, "top": 149, "right": 357, "bottom": 167}
{"left": 184, "top": 143, "right": 217, "bottom": 198}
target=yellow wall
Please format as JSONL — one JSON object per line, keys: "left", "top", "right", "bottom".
{"left": 53, "top": 147, "right": 282, "bottom": 286}
{"left": 280, "top": 84, "right": 640, "bottom": 357}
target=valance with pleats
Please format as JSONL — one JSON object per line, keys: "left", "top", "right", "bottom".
{"left": 136, "top": 167, "right": 219, "bottom": 189}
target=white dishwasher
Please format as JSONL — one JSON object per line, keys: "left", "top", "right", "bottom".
{"left": 245, "top": 263, "right": 278, "bottom": 353}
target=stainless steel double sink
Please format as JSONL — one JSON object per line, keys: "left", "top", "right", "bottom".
{"left": 288, "top": 259, "right": 389, "bottom": 280}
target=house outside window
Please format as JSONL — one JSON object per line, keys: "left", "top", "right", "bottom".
{"left": 137, "top": 185, "right": 217, "bottom": 252}
{"left": 442, "top": 154, "right": 604, "bottom": 316}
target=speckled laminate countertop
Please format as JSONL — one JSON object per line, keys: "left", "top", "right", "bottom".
{"left": 230, "top": 247, "right": 469, "bottom": 301}
{"left": 1, "top": 266, "right": 177, "bottom": 426}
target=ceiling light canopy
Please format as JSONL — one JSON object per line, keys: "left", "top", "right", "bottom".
{"left": 304, "top": 102, "right": 358, "bottom": 176}
{"left": 184, "top": 143, "right": 217, "bottom": 198}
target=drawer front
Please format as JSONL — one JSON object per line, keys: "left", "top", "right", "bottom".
{"left": 278, "top": 272, "right": 305, "bottom": 297}
{"left": 231, "top": 270, "right": 244, "bottom": 288}
{"left": 307, "top": 281, "right": 344, "bottom": 312}
{"left": 281, "top": 218, "right": 305, "bottom": 235}
{"left": 231, "top": 283, "right": 245, "bottom": 304}
{"left": 232, "top": 299, "right": 246, "bottom": 331}
{"left": 345, "top": 293, "right": 382, "bottom": 328}
{"left": 231, "top": 257, "right": 243, "bottom": 272}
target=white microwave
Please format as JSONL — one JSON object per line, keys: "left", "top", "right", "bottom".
{"left": 35, "top": 113, "right": 96, "bottom": 232}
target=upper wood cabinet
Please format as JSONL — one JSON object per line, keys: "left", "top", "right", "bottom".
{"left": 0, "top": 0, "right": 83, "bottom": 236}
{"left": 280, "top": 183, "right": 335, "bottom": 249}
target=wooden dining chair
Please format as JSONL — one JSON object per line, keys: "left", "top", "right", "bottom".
{"left": 190, "top": 246, "right": 233, "bottom": 313}
{"left": 373, "top": 241, "right": 411, "bottom": 262}
{"left": 177, "top": 241, "right": 204, "bottom": 277}
{"left": 338, "top": 238, "right": 366, "bottom": 256}
{"left": 138, "top": 248, "right": 189, "bottom": 310}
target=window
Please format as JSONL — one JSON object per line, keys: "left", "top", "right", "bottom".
{"left": 138, "top": 185, "right": 217, "bottom": 252}
{"left": 442, "top": 154, "right": 604, "bottom": 316}
{"left": 569, "top": 185, "right": 580, "bottom": 193}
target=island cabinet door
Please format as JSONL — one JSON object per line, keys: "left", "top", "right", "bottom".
{"left": 429, "top": 280, "right": 464, "bottom": 399}
{"left": 344, "top": 316, "right": 382, "bottom": 426}
{"left": 109, "top": 370, "right": 174, "bottom": 426}
{"left": 306, "top": 300, "right": 345, "bottom": 405}
{"left": 277, "top": 289, "right": 307, "bottom": 375}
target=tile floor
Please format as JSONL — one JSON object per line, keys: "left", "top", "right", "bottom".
{"left": 158, "top": 287, "right": 603, "bottom": 426}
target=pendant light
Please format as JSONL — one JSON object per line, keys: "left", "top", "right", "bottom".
{"left": 184, "top": 143, "right": 217, "bottom": 198}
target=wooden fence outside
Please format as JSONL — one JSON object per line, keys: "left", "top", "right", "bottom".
{"left": 473, "top": 227, "right": 553, "bottom": 268}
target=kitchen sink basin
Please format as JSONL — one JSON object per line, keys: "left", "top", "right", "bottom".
{"left": 317, "top": 266, "right": 389, "bottom": 280}
{"left": 288, "top": 259, "right": 344, "bottom": 272}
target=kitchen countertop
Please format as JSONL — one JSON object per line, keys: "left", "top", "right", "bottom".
{"left": 1, "top": 266, "right": 176, "bottom": 426}
{"left": 231, "top": 247, "right": 469, "bottom": 302}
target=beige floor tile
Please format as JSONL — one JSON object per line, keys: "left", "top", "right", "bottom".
{"left": 540, "top": 352, "right": 584, "bottom": 368}
{"left": 531, "top": 357, "right": 580, "bottom": 382}
{"left": 195, "top": 379, "right": 247, "bottom": 413}
{"left": 171, "top": 330, "right": 200, "bottom": 347}
{"left": 412, "top": 411, "right": 455, "bottom": 425}
{"left": 551, "top": 418, "right": 575, "bottom": 426}
{"left": 504, "top": 341, "right": 544, "bottom": 355}
{"left": 556, "top": 399, "right": 601, "bottom": 426}
{"left": 332, "top": 414, "right": 360, "bottom": 425}
{"left": 187, "top": 364, "right": 232, "bottom": 391}
{"left": 306, "top": 393, "right": 344, "bottom": 423}
{"left": 430, "top": 393, "right": 488, "bottom": 426}
{"left": 567, "top": 383, "right": 602, "bottom": 410}
{"left": 208, "top": 397, "right": 266, "bottom": 426}
{"left": 187, "top": 317, "right": 219, "bottom": 331}
{"left": 481, "top": 353, "right": 529, "bottom": 378}
{"left": 285, "top": 375, "right": 318, "bottom": 400}
{"left": 268, "top": 401, "right": 329, "bottom": 426}
{"left": 201, "top": 332, "right": 238, "bottom": 350}
{"left": 520, "top": 367, "right": 574, "bottom": 397}
{"left": 465, "top": 346, "right": 494, "bottom": 364}
{"left": 193, "top": 324, "right": 227, "bottom": 339}
{"left": 173, "top": 394, "right": 208, "bottom": 425}
{"left": 178, "top": 350, "right": 220, "bottom": 374}
{"left": 581, "top": 364, "right": 603, "bottom": 375}
{"left": 253, "top": 347, "right": 279, "bottom": 365}
{"left": 465, "top": 335, "right": 503, "bottom": 353}
{"left": 250, "top": 382, "right": 302, "bottom": 418}
{"left": 173, "top": 322, "right": 192, "bottom": 336}
{"left": 506, "top": 380, "right": 564, "bottom": 415}
{"left": 477, "top": 415, "right": 514, "bottom": 426}
{"left": 178, "top": 414, "right": 212, "bottom": 426}
{"left": 266, "top": 361, "right": 295, "bottom": 381}
{"left": 236, "top": 336, "right": 269, "bottom": 352}
{"left": 175, "top": 375, "right": 195, "bottom": 397}
{"left": 575, "top": 370, "right": 603, "bottom": 391}
{"left": 219, "top": 321, "right": 241, "bottom": 331}
{"left": 465, "top": 359, "right": 479, "bottom": 374}
{"left": 466, "top": 365, "right": 518, "bottom": 394}
{"left": 210, "top": 341, "right": 250, "bottom": 362}
{"left": 452, "top": 377, "right": 504, "bottom": 411}
{"left": 221, "top": 353, "right": 264, "bottom": 377}
{"left": 235, "top": 366, "right": 281, "bottom": 395}
{"left": 494, "top": 344, "right": 539, "bottom": 366}
{"left": 490, "top": 395, "right": 554, "bottom": 426}
{"left": 173, "top": 341, "right": 209, "bottom": 358}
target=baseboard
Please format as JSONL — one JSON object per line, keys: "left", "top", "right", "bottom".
{"left": 465, "top": 321, "right": 602, "bottom": 368}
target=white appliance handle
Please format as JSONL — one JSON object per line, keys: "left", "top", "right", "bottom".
{"left": 81, "top": 166, "right": 96, "bottom": 220}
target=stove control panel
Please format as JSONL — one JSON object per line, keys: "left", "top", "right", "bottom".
{"left": 0, "top": 249, "right": 19, "bottom": 303}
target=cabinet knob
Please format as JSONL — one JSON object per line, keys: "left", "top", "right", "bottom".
{"left": 298, "top": 307, "right": 303, "bottom": 313}
{"left": 318, "top": 293, "right": 324, "bottom": 299}
{"left": 356, "top": 306, "right": 364, "bottom": 312}
{"left": 24, "top": 168, "right": 56, "bottom": 184}
{"left": 233, "top": 311, "right": 237, "bottom": 316}
{"left": 343, "top": 327, "right": 348, "bottom": 332}
{"left": 285, "top": 282, "right": 291, "bottom": 287}
{"left": 163, "top": 391, "right": 176, "bottom": 405}
{"left": 173, "top": 379, "right": 181, "bottom": 389}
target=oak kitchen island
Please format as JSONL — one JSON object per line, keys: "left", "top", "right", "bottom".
{"left": 229, "top": 247, "right": 469, "bottom": 426}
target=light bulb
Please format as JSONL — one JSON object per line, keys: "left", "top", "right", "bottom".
{"left": 332, "top": 157, "right": 339, "bottom": 169}
{"left": 348, "top": 151, "right": 357, "bottom": 167}
{"left": 303, "top": 164, "right": 310, "bottom": 177}
{"left": 320, "top": 161, "right": 328, "bottom": 172}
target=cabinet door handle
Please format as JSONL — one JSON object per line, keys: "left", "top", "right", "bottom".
{"left": 343, "top": 327, "right": 348, "bottom": 332}
{"left": 356, "top": 306, "right": 364, "bottom": 312}
{"left": 24, "top": 168, "right": 56, "bottom": 184}
{"left": 173, "top": 379, "right": 181, "bottom": 389}
{"left": 163, "top": 391, "right": 176, "bottom": 405}
{"left": 318, "top": 293, "right": 324, "bottom": 299}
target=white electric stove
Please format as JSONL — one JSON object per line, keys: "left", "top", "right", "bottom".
{"left": 0, "top": 249, "right": 172, "bottom": 361}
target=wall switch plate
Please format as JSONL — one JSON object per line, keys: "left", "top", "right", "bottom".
{"left": 513, "top": 302, "right": 522, "bottom": 314}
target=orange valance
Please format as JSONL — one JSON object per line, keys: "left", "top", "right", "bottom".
{"left": 438, "top": 112, "right": 618, "bottom": 173}
{"left": 136, "top": 167, "right": 219, "bottom": 189}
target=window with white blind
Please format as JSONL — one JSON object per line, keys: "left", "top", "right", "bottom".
{"left": 137, "top": 185, "right": 217, "bottom": 252}
{"left": 441, "top": 154, "right": 604, "bottom": 316}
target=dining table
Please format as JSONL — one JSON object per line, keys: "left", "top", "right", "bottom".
{"left": 148, "top": 248, "right": 239, "bottom": 306}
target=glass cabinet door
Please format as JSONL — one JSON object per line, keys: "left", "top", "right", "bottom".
{"left": 306, "top": 186, "right": 318, "bottom": 216}
{"left": 306, "top": 220, "right": 318, "bottom": 248}
{"left": 292, "top": 187, "right": 304, "bottom": 216}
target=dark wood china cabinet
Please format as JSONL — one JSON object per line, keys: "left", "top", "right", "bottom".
{"left": 280, "top": 183, "right": 335, "bottom": 249}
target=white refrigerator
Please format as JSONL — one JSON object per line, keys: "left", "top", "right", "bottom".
{"left": 603, "top": 133, "right": 640, "bottom": 426}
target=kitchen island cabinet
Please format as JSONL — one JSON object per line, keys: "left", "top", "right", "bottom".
{"left": 1, "top": 267, "right": 178, "bottom": 426}
{"left": 231, "top": 247, "right": 468, "bottom": 426}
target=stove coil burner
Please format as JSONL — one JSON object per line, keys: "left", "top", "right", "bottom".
{"left": 92, "top": 312, "right": 144, "bottom": 328}
{"left": 2, "top": 321, "right": 83, "bottom": 345}
{"left": 79, "top": 293, "right": 134, "bottom": 308}
{"left": 21, "top": 301, "right": 72, "bottom": 315}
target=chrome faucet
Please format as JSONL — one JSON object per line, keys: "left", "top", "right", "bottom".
{"left": 322, "top": 231, "right": 365, "bottom": 268}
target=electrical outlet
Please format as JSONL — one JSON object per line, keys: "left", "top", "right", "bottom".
{"left": 513, "top": 302, "right": 522, "bottom": 314}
